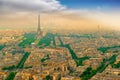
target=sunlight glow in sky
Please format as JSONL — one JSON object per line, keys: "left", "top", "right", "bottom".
{"left": 0, "top": 0, "right": 120, "bottom": 30}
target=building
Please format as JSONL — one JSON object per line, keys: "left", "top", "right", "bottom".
{"left": 37, "top": 15, "right": 42, "bottom": 39}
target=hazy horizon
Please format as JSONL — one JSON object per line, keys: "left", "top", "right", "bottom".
{"left": 0, "top": 0, "right": 120, "bottom": 31}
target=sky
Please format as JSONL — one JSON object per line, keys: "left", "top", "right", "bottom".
{"left": 0, "top": 0, "right": 120, "bottom": 31}
{"left": 59, "top": 0, "right": 120, "bottom": 9}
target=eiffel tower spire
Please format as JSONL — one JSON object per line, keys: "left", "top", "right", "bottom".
{"left": 37, "top": 14, "right": 42, "bottom": 38}
{"left": 37, "top": 15, "right": 41, "bottom": 34}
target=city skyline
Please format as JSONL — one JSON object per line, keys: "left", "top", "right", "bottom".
{"left": 0, "top": 0, "right": 120, "bottom": 31}
{"left": 0, "top": 0, "right": 120, "bottom": 80}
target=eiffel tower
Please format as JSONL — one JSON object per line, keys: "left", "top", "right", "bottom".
{"left": 37, "top": 14, "right": 42, "bottom": 39}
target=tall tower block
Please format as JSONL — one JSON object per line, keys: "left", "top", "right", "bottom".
{"left": 98, "top": 25, "right": 101, "bottom": 38}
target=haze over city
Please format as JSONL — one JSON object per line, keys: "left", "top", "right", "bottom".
{"left": 0, "top": 0, "right": 120, "bottom": 31}
{"left": 0, "top": 0, "right": 120, "bottom": 80}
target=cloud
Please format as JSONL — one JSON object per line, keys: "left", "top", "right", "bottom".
{"left": 0, "top": 0, "right": 66, "bottom": 14}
